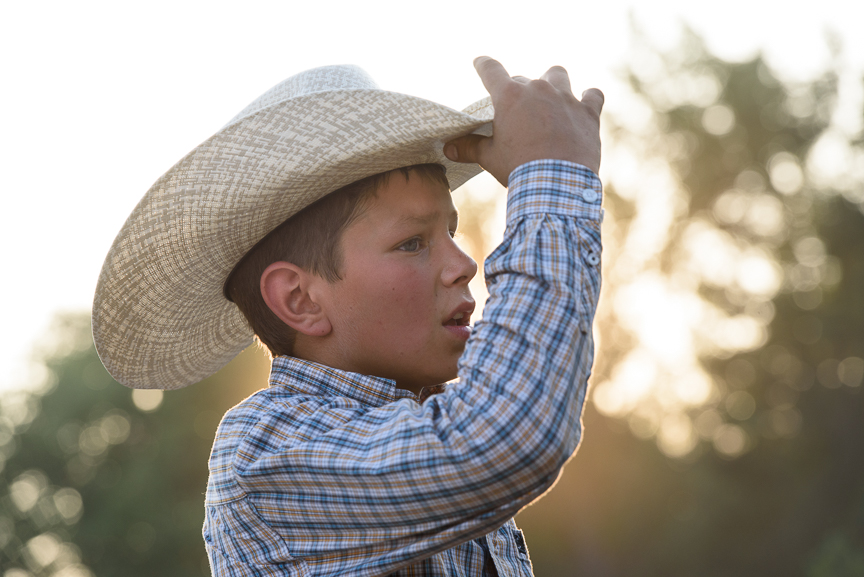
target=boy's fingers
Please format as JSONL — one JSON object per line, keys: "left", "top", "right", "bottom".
{"left": 580, "top": 88, "right": 605, "bottom": 116}
{"left": 443, "top": 133, "right": 490, "bottom": 165}
{"left": 473, "top": 56, "right": 513, "bottom": 98}
{"left": 540, "top": 65, "right": 572, "bottom": 93}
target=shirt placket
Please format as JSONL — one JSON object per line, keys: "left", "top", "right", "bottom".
{"left": 486, "top": 522, "right": 533, "bottom": 577}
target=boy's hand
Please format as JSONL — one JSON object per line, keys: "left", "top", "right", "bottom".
{"left": 444, "top": 56, "right": 603, "bottom": 185}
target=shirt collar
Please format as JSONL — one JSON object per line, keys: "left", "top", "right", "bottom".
{"left": 269, "top": 356, "right": 418, "bottom": 407}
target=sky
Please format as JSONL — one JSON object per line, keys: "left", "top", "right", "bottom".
{"left": 1, "top": 0, "right": 863, "bottom": 392}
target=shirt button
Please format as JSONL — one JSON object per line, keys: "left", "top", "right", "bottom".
{"left": 586, "top": 252, "right": 600, "bottom": 266}
{"left": 581, "top": 188, "right": 599, "bottom": 203}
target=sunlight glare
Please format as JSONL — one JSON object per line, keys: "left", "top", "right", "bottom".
{"left": 736, "top": 249, "right": 783, "bottom": 297}
{"left": 592, "top": 350, "right": 658, "bottom": 416}
{"left": 682, "top": 221, "right": 738, "bottom": 288}
{"left": 614, "top": 275, "right": 699, "bottom": 364}
{"left": 807, "top": 129, "right": 854, "bottom": 191}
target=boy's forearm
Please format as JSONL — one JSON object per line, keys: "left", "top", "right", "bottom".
{"left": 457, "top": 157, "right": 602, "bottom": 481}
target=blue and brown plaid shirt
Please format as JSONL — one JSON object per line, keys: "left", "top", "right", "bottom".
{"left": 204, "top": 160, "right": 603, "bottom": 576}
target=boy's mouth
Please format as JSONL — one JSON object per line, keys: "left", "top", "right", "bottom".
{"left": 444, "top": 312, "right": 471, "bottom": 327}
{"left": 443, "top": 303, "right": 474, "bottom": 342}
{"left": 443, "top": 301, "right": 475, "bottom": 328}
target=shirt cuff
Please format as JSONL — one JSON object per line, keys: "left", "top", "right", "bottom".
{"left": 506, "top": 159, "right": 603, "bottom": 223}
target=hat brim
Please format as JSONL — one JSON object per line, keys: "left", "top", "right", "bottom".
{"left": 92, "top": 89, "right": 493, "bottom": 390}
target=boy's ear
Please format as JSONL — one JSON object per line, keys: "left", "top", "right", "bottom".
{"left": 260, "top": 262, "right": 332, "bottom": 337}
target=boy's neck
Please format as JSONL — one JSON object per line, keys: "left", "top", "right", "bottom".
{"left": 289, "top": 342, "right": 428, "bottom": 396}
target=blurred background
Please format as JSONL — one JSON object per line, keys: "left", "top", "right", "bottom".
{"left": 2, "top": 1, "right": 863, "bottom": 576}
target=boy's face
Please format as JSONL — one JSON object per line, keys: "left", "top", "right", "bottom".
{"left": 314, "top": 170, "right": 477, "bottom": 393}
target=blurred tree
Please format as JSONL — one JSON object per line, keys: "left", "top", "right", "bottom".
{"left": 517, "top": 27, "right": 864, "bottom": 577}
{"left": 0, "top": 314, "right": 268, "bottom": 576}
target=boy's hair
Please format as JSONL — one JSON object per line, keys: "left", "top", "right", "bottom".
{"left": 225, "top": 163, "right": 449, "bottom": 357}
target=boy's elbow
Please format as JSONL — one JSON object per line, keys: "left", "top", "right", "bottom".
{"left": 503, "top": 416, "right": 582, "bottom": 492}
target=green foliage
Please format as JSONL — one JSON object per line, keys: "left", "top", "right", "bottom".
{"left": 0, "top": 314, "right": 268, "bottom": 576}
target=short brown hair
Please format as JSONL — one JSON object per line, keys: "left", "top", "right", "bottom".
{"left": 225, "top": 164, "right": 449, "bottom": 358}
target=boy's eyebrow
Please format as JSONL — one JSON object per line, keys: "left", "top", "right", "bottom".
{"left": 395, "top": 209, "right": 459, "bottom": 226}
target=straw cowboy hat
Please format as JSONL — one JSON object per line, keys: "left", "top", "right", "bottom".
{"left": 92, "top": 64, "right": 493, "bottom": 390}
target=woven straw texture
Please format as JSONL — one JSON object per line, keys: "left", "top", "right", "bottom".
{"left": 92, "top": 65, "right": 493, "bottom": 390}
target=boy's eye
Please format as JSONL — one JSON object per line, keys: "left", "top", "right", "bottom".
{"left": 398, "top": 238, "right": 423, "bottom": 252}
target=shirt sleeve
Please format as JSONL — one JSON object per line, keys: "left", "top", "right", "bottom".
{"left": 225, "top": 159, "right": 603, "bottom": 572}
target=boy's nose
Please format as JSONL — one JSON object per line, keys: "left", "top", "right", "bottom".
{"left": 442, "top": 241, "right": 478, "bottom": 286}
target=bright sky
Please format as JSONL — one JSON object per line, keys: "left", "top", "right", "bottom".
{"left": 2, "top": 0, "right": 862, "bottom": 392}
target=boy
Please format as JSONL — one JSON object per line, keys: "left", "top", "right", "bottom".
{"left": 93, "top": 57, "right": 603, "bottom": 575}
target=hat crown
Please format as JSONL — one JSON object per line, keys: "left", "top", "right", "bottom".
{"left": 225, "top": 65, "right": 380, "bottom": 127}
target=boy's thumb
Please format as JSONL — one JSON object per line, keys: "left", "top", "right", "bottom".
{"left": 443, "top": 134, "right": 489, "bottom": 164}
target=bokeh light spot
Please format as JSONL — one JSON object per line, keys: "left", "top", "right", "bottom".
{"left": 735, "top": 170, "right": 766, "bottom": 192}
{"left": 725, "top": 358, "right": 756, "bottom": 388}
{"left": 712, "top": 189, "right": 748, "bottom": 224}
{"left": 725, "top": 391, "right": 756, "bottom": 421}
{"left": 793, "top": 237, "right": 826, "bottom": 267}
{"left": 768, "top": 152, "right": 804, "bottom": 194}
{"left": 10, "top": 471, "right": 46, "bottom": 513}
{"left": 657, "top": 413, "right": 698, "bottom": 458}
{"left": 736, "top": 250, "right": 783, "bottom": 297}
{"left": 837, "top": 357, "right": 864, "bottom": 387}
{"left": 766, "top": 383, "right": 799, "bottom": 409}
{"left": 792, "top": 288, "right": 823, "bottom": 310}
{"left": 743, "top": 194, "right": 786, "bottom": 237}
{"left": 694, "top": 409, "right": 723, "bottom": 440}
{"left": 78, "top": 426, "right": 108, "bottom": 457}
{"left": 713, "top": 424, "right": 749, "bottom": 457}
{"left": 132, "top": 389, "right": 164, "bottom": 412}
{"left": 769, "top": 407, "right": 802, "bottom": 437}
{"left": 53, "top": 488, "right": 83, "bottom": 524}
{"left": 628, "top": 411, "right": 661, "bottom": 439}
{"left": 702, "top": 104, "right": 735, "bottom": 135}
{"left": 26, "top": 532, "right": 61, "bottom": 568}
{"left": 100, "top": 412, "right": 131, "bottom": 445}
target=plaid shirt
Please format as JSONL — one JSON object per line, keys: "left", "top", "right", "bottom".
{"left": 204, "top": 160, "right": 603, "bottom": 576}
